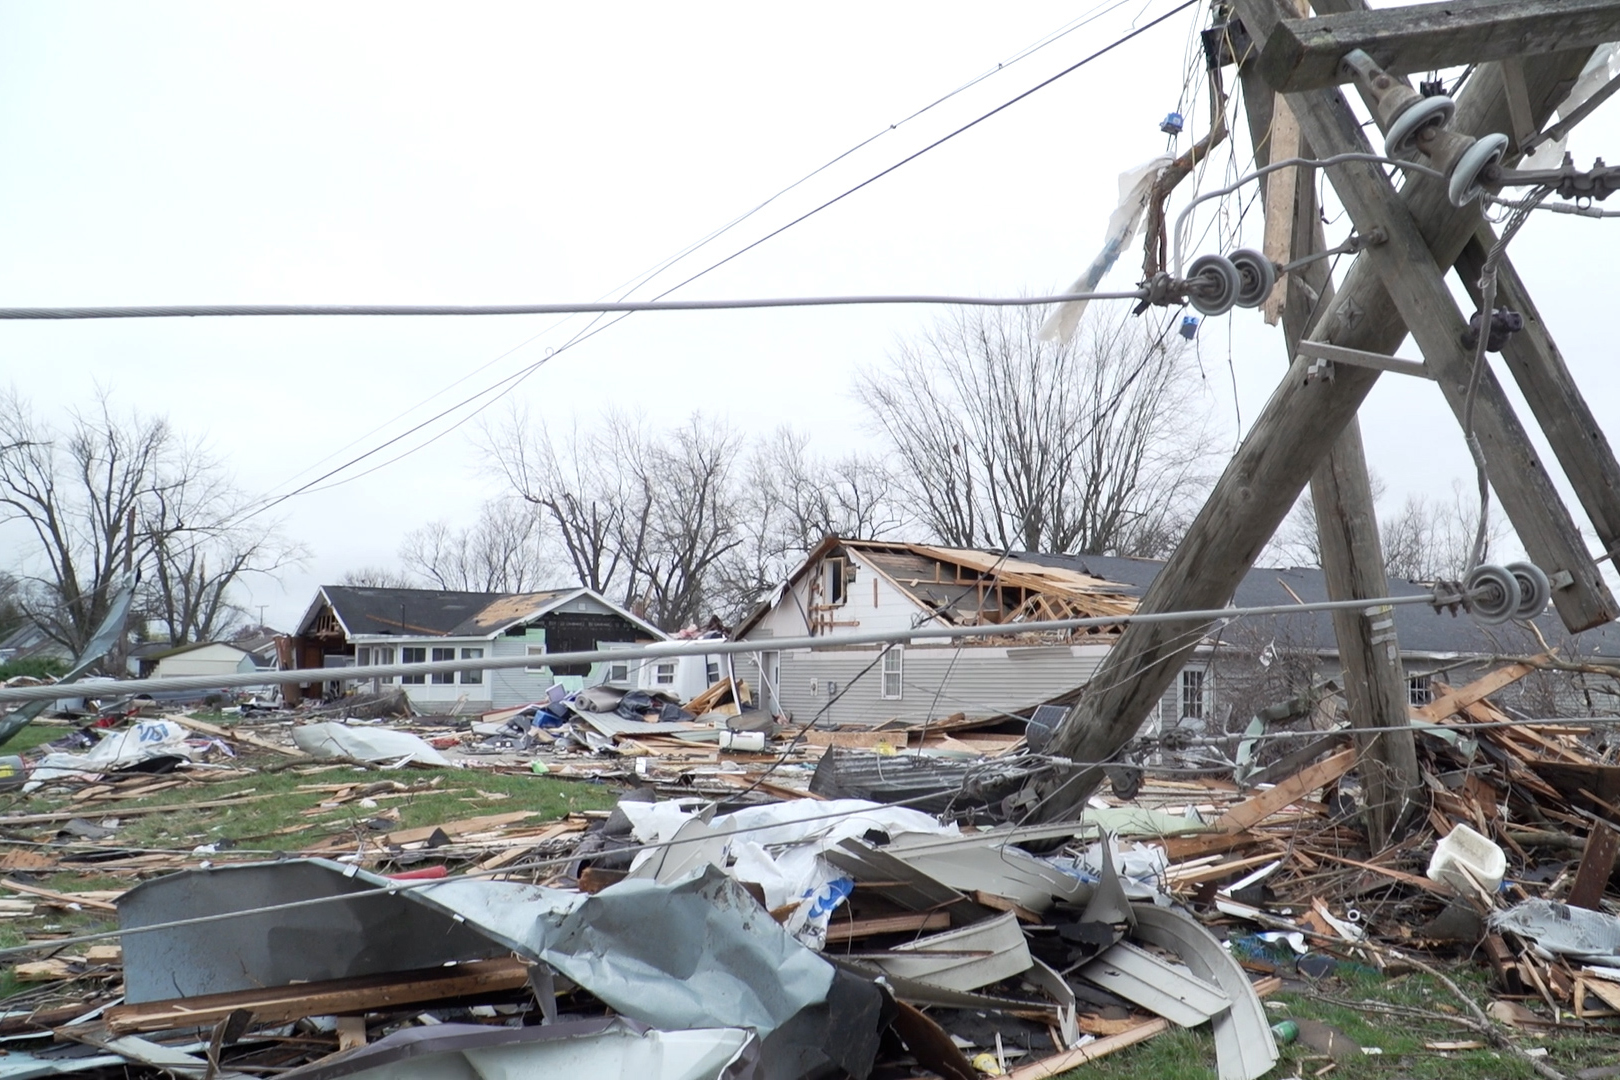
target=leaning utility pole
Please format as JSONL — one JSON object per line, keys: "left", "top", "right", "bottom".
{"left": 1236, "top": 0, "right": 1419, "bottom": 846}
{"left": 1030, "top": 0, "right": 1620, "bottom": 828}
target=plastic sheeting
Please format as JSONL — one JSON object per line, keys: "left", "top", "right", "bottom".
{"left": 30, "top": 720, "right": 196, "bottom": 786}
{"left": 617, "top": 798, "right": 959, "bottom": 945}
{"left": 1039, "top": 154, "right": 1174, "bottom": 344}
{"left": 1492, "top": 900, "right": 1620, "bottom": 965}
{"left": 292, "top": 723, "right": 451, "bottom": 766}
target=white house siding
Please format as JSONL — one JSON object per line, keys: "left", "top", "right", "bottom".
{"left": 761, "top": 644, "right": 1112, "bottom": 726}
{"left": 153, "top": 644, "right": 252, "bottom": 681}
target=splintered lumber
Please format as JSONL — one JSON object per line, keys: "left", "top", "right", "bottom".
{"left": 1415, "top": 661, "right": 1539, "bottom": 722}
{"left": 1569, "top": 824, "right": 1620, "bottom": 911}
{"left": 165, "top": 714, "right": 305, "bottom": 757}
{"left": 0, "top": 793, "right": 279, "bottom": 827}
{"left": 385, "top": 811, "right": 536, "bottom": 846}
{"left": 1215, "top": 749, "right": 1357, "bottom": 833}
{"left": 1, "top": 879, "right": 119, "bottom": 913}
{"left": 103, "top": 958, "right": 532, "bottom": 1034}
{"left": 823, "top": 912, "right": 950, "bottom": 943}
{"left": 1007, "top": 977, "right": 1281, "bottom": 1079}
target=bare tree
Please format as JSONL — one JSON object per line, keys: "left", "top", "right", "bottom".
{"left": 0, "top": 388, "right": 305, "bottom": 651}
{"left": 617, "top": 414, "right": 747, "bottom": 630}
{"left": 400, "top": 498, "right": 555, "bottom": 592}
{"left": 856, "top": 305, "right": 1213, "bottom": 557}
{"left": 480, "top": 408, "right": 639, "bottom": 600}
{"left": 482, "top": 408, "right": 749, "bottom": 630}
{"left": 339, "top": 566, "right": 417, "bottom": 589}
{"left": 709, "top": 427, "right": 907, "bottom": 623}
{"left": 1273, "top": 479, "right": 1508, "bottom": 582}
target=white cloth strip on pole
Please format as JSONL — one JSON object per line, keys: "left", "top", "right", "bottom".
{"left": 0, "top": 591, "right": 1463, "bottom": 704}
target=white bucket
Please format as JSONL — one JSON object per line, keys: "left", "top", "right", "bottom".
{"left": 1427, "top": 822, "right": 1506, "bottom": 895}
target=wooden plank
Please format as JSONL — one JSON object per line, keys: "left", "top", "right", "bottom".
{"left": 1568, "top": 824, "right": 1620, "bottom": 910}
{"left": 1006, "top": 977, "right": 1281, "bottom": 1079}
{"left": 1261, "top": 94, "right": 1300, "bottom": 326}
{"left": 0, "top": 793, "right": 281, "bottom": 827}
{"left": 104, "top": 958, "right": 532, "bottom": 1034}
{"left": 1258, "top": 0, "right": 1620, "bottom": 92}
{"left": 1165, "top": 852, "right": 1285, "bottom": 886}
{"left": 799, "top": 730, "right": 904, "bottom": 749}
{"left": 823, "top": 911, "right": 950, "bottom": 943}
{"left": 1415, "top": 662, "right": 1538, "bottom": 721}
{"left": 1, "top": 879, "right": 118, "bottom": 913}
{"left": 1216, "top": 749, "right": 1357, "bottom": 833}
{"left": 165, "top": 714, "right": 304, "bottom": 757}
{"left": 385, "top": 811, "right": 535, "bottom": 847}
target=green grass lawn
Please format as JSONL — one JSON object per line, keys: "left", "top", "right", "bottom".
{"left": 1064, "top": 965, "right": 1617, "bottom": 1080}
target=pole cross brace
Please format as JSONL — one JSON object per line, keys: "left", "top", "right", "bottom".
{"left": 1296, "top": 340, "right": 1431, "bottom": 381}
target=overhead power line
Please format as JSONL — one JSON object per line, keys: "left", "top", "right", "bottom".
{"left": 0, "top": 290, "right": 1154, "bottom": 321}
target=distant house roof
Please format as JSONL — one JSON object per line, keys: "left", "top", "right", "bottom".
{"left": 737, "top": 537, "right": 1620, "bottom": 661}
{"left": 1014, "top": 550, "right": 1620, "bottom": 660}
{"left": 733, "top": 537, "right": 1138, "bottom": 639}
{"left": 0, "top": 623, "right": 71, "bottom": 662}
{"left": 296, "top": 585, "right": 665, "bottom": 642}
{"left": 141, "top": 640, "right": 251, "bottom": 663}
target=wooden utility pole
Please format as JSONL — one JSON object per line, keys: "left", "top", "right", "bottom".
{"left": 1238, "top": 17, "right": 1419, "bottom": 845}
{"left": 1032, "top": 3, "right": 1618, "bottom": 825}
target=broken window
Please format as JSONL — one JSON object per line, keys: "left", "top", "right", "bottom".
{"left": 460, "top": 647, "right": 484, "bottom": 684}
{"left": 881, "top": 646, "right": 903, "bottom": 700}
{"left": 1408, "top": 674, "right": 1432, "bottom": 706}
{"left": 825, "top": 558, "right": 847, "bottom": 606}
{"left": 430, "top": 647, "right": 455, "bottom": 684}
{"left": 401, "top": 646, "right": 426, "bottom": 685}
{"left": 1179, "top": 667, "right": 1206, "bottom": 720}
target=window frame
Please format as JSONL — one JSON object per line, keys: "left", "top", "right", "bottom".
{"left": 400, "top": 646, "right": 426, "bottom": 685}
{"left": 1179, "top": 667, "right": 1207, "bottom": 721}
{"left": 1407, "top": 673, "right": 1432, "bottom": 707}
{"left": 653, "top": 660, "right": 677, "bottom": 686}
{"left": 880, "top": 645, "right": 903, "bottom": 700}
{"left": 429, "top": 647, "right": 456, "bottom": 684}
{"left": 459, "top": 647, "right": 484, "bottom": 685}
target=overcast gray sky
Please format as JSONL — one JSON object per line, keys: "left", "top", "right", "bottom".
{"left": 3, "top": 1, "right": 1619, "bottom": 631}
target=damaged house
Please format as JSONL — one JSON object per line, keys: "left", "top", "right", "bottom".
{"left": 732, "top": 538, "right": 1620, "bottom": 728}
{"left": 282, "top": 585, "right": 714, "bottom": 709}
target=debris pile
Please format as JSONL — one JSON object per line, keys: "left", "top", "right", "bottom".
{"left": 0, "top": 655, "right": 1619, "bottom": 1076}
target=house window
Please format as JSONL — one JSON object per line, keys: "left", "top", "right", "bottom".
{"left": 401, "top": 646, "right": 426, "bottom": 684}
{"left": 825, "top": 558, "right": 847, "bottom": 606}
{"left": 608, "top": 660, "right": 631, "bottom": 683}
{"left": 356, "top": 646, "right": 394, "bottom": 684}
{"left": 706, "top": 658, "right": 721, "bottom": 686}
{"left": 654, "top": 661, "right": 677, "bottom": 686}
{"left": 526, "top": 646, "right": 548, "bottom": 673}
{"left": 1179, "top": 668, "right": 1207, "bottom": 720}
{"left": 881, "top": 646, "right": 903, "bottom": 700}
{"left": 431, "top": 647, "right": 455, "bottom": 684}
{"left": 1408, "top": 674, "right": 1432, "bottom": 706}
{"left": 460, "top": 648, "right": 484, "bottom": 684}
